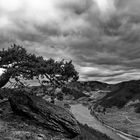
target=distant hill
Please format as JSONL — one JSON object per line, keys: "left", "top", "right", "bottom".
{"left": 99, "top": 80, "right": 140, "bottom": 109}
{"left": 62, "top": 81, "right": 111, "bottom": 100}
{"left": 62, "top": 86, "right": 89, "bottom": 100}
{"left": 69, "top": 81, "right": 110, "bottom": 91}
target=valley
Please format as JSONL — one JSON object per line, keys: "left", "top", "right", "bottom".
{"left": 0, "top": 79, "right": 140, "bottom": 140}
{"left": 74, "top": 80, "right": 140, "bottom": 139}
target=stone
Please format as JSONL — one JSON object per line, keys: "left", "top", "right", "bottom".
{"left": 9, "top": 92, "right": 80, "bottom": 138}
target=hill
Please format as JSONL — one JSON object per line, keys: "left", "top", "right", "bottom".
{"left": 99, "top": 80, "right": 140, "bottom": 109}
{"left": 61, "top": 81, "right": 110, "bottom": 100}
{"left": 69, "top": 81, "right": 110, "bottom": 91}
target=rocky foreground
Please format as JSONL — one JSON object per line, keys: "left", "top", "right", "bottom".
{"left": 9, "top": 91, "right": 81, "bottom": 139}
{"left": 0, "top": 90, "right": 113, "bottom": 140}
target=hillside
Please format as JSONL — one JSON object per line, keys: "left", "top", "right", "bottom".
{"left": 0, "top": 97, "right": 112, "bottom": 140}
{"left": 92, "top": 80, "right": 140, "bottom": 138}
{"left": 62, "top": 81, "right": 110, "bottom": 100}
{"left": 69, "top": 81, "right": 110, "bottom": 91}
{"left": 98, "top": 80, "right": 140, "bottom": 109}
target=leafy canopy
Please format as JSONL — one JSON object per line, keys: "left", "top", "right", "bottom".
{"left": 0, "top": 44, "right": 79, "bottom": 88}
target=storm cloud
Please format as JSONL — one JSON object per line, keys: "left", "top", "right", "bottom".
{"left": 0, "top": 0, "right": 140, "bottom": 83}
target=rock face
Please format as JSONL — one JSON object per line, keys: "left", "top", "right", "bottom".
{"left": 9, "top": 92, "right": 80, "bottom": 139}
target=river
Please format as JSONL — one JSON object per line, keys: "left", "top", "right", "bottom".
{"left": 71, "top": 104, "right": 133, "bottom": 140}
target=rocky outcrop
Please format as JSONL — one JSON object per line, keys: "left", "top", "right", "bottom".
{"left": 9, "top": 92, "right": 80, "bottom": 139}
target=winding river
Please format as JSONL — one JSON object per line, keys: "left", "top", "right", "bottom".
{"left": 71, "top": 104, "right": 134, "bottom": 140}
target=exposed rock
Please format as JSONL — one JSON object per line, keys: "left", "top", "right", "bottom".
{"left": 9, "top": 92, "right": 80, "bottom": 139}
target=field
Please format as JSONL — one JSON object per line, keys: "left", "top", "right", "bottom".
{"left": 95, "top": 106, "right": 140, "bottom": 137}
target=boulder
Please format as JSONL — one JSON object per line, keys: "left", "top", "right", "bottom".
{"left": 9, "top": 92, "right": 80, "bottom": 138}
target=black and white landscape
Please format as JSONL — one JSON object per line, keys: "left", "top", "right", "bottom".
{"left": 0, "top": 0, "right": 140, "bottom": 140}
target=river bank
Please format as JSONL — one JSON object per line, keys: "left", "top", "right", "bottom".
{"left": 71, "top": 104, "right": 140, "bottom": 140}
{"left": 71, "top": 104, "right": 125, "bottom": 140}
{"left": 90, "top": 109, "right": 140, "bottom": 140}
{"left": 90, "top": 106, "right": 140, "bottom": 140}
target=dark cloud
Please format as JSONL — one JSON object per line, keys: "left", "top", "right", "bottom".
{"left": 0, "top": 0, "right": 140, "bottom": 83}
{"left": 82, "top": 72, "right": 125, "bottom": 78}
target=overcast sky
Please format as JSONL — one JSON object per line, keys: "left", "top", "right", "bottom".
{"left": 0, "top": 0, "right": 140, "bottom": 83}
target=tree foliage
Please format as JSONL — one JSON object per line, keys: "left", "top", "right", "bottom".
{"left": 0, "top": 44, "right": 79, "bottom": 89}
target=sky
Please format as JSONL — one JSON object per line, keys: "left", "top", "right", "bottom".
{"left": 0, "top": 0, "right": 140, "bottom": 83}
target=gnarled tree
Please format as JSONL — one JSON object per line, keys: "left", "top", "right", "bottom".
{"left": 0, "top": 44, "right": 79, "bottom": 98}
{"left": 0, "top": 45, "right": 81, "bottom": 138}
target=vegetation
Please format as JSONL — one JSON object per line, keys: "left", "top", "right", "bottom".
{"left": 62, "top": 86, "right": 89, "bottom": 100}
{"left": 89, "top": 80, "right": 140, "bottom": 138}
{"left": 74, "top": 123, "right": 112, "bottom": 140}
{"left": 69, "top": 81, "right": 109, "bottom": 92}
{"left": 0, "top": 44, "right": 79, "bottom": 101}
{"left": 98, "top": 80, "right": 140, "bottom": 109}
{"left": 61, "top": 80, "right": 110, "bottom": 100}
